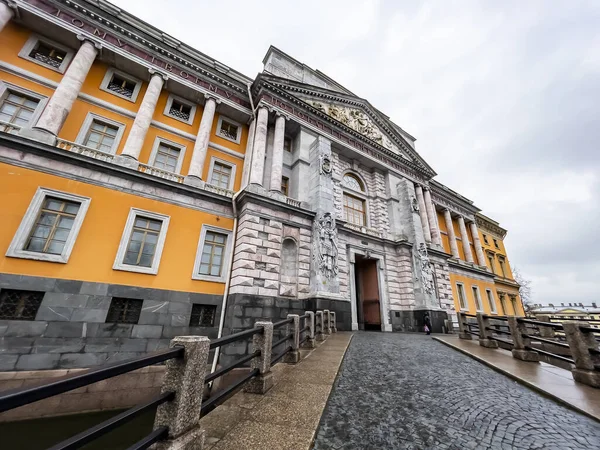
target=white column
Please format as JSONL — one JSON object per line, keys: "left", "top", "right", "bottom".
{"left": 241, "top": 119, "right": 256, "bottom": 189}
{"left": 414, "top": 184, "right": 431, "bottom": 243}
{"left": 0, "top": 2, "right": 15, "bottom": 32}
{"left": 249, "top": 106, "right": 268, "bottom": 186}
{"left": 269, "top": 113, "right": 285, "bottom": 192}
{"left": 119, "top": 71, "right": 164, "bottom": 162}
{"left": 457, "top": 216, "right": 474, "bottom": 263}
{"left": 469, "top": 221, "right": 486, "bottom": 266}
{"left": 444, "top": 209, "right": 460, "bottom": 258}
{"left": 423, "top": 187, "right": 441, "bottom": 246}
{"left": 34, "top": 39, "right": 98, "bottom": 136}
{"left": 187, "top": 96, "right": 217, "bottom": 181}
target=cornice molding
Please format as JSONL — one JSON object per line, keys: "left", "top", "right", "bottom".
{"left": 476, "top": 213, "right": 507, "bottom": 239}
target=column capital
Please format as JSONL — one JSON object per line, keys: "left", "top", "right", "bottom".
{"left": 148, "top": 68, "right": 169, "bottom": 81}
{"left": 76, "top": 34, "right": 102, "bottom": 50}
{"left": 203, "top": 93, "right": 221, "bottom": 104}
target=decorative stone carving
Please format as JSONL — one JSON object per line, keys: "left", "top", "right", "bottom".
{"left": 314, "top": 212, "right": 338, "bottom": 279}
{"left": 418, "top": 243, "right": 435, "bottom": 294}
{"left": 319, "top": 153, "right": 332, "bottom": 175}
{"left": 411, "top": 197, "right": 420, "bottom": 212}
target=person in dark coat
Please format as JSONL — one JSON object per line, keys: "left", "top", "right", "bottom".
{"left": 424, "top": 313, "right": 432, "bottom": 335}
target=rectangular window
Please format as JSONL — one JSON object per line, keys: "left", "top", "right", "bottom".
{"left": 343, "top": 193, "right": 366, "bottom": 226}
{"left": 281, "top": 176, "right": 289, "bottom": 196}
{"left": 154, "top": 143, "right": 181, "bottom": 173}
{"left": 0, "top": 92, "right": 39, "bottom": 126}
{"left": 198, "top": 231, "right": 227, "bottom": 277}
{"left": 498, "top": 257, "right": 507, "bottom": 277}
{"left": 456, "top": 283, "right": 467, "bottom": 310}
{"left": 19, "top": 35, "right": 74, "bottom": 74}
{"left": 284, "top": 137, "right": 292, "bottom": 152}
{"left": 0, "top": 289, "right": 44, "bottom": 321}
{"left": 100, "top": 68, "right": 142, "bottom": 102}
{"left": 493, "top": 238, "right": 499, "bottom": 249}
{"left": 189, "top": 304, "right": 217, "bottom": 327}
{"left": 106, "top": 298, "right": 143, "bottom": 324}
{"left": 487, "top": 254, "right": 495, "bottom": 274}
{"left": 498, "top": 294, "right": 506, "bottom": 315}
{"left": 108, "top": 74, "right": 136, "bottom": 98}
{"left": 83, "top": 119, "right": 119, "bottom": 153}
{"left": 209, "top": 161, "right": 233, "bottom": 189}
{"left": 163, "top": 94, "right": 196, "bottom": 124}
{"left": 472, "top": 286, "right": 483, "bottom": 312}
{"left": 510, "top": 296, "right": 518, "bottom": 315}
{"left": 486, "top": 289, "right": 497, "bottom": 314}
{"left": 482, "top": 234, "right": 489, "bottom": 245}
{"left": 29, "top": 42, "right": 66, "bottom": 69}
{"left": 216, "top": 116, "right": 241, "bottom": 143}
{"left": 169, "top": 99, "right": 191, "bottom": 121}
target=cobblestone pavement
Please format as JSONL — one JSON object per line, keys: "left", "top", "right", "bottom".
{"left": 313, "top": 333, "right": 600, "bottom": 450}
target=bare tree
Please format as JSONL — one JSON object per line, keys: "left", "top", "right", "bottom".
{"left": 512, "top": 266, "right": 533, "bottom": 312}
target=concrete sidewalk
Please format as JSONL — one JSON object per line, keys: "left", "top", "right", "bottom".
{"left": 434, "top": 335, "right": 600, "bottom": 422}
{"left": 199, "top": 332, "right": 353, "bottom": 450}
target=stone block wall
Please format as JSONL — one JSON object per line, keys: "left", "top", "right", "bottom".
{"left": 386, "top": 247, "right": 416, "bottom": 309}
{"left": 432, "top": 257, "right": 456, "bottom": 315}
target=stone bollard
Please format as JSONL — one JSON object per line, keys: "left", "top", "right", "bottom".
{"left": 563, "top": 322, "right": 600, "bottom": 388}
{"left": 537, "top": 314, "right": 556, "bottom": 339}
{"left": 331, "top": 311, "right": 338, "bottom": 333}
{"left": 244, "top": 321, "right": 274, "bottom": 394}
{"left": 457, "top": 312, "right": 472, "bottom": 340}
{"left": 153, "top": 336, "right": 210, "bottom": 450}
{"left": 283, "top": 314, "right": 300, "bottom": 363}
{"left": 316, "top": 311, "right": 326, "bottom": 341}
{"left": 324, "top": 310, "right": 332, "bottom": 335}
{"left": 302, "top": 311, "right": 316, "bottom": 348}
{"left": 476, "top": 313, "right": 498, "bottom": 348}
{"left": 507, "top": 316, "right": 539, "bottom": 362}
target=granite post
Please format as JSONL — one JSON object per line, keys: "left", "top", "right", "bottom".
{"left": 323, "top": 310, "right": 332, "bottom": 335}
{"left": 508, "top": 316, "right": 539, "bottom": 362}
{"left": 315, "top": 311, "right": 325, "bottom": 341}
{"left": 457, "top": 312, "right": 472, "bottom": 340}
{"left": 330, "top": 311, "right": 337, "bottom": 333}
{"left": 244, "top": 321, "right": 274, "bottom": 394}
{"left": 476, "top": 312, "right": 498, "bottom": 348}
{"left": 283, "top": 314, "right": 300, "bottom": 364}
{"left": 536, "top": 314, "right": 556, "bottom": 339}
{"left": 302, "top": 311, "right": 316, "bottom": 348}
{"left": 563, "top": 322, "right": 600, "bottom": 388}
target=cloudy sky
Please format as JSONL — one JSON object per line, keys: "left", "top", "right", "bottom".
{"left": 111, "top": 0, "right": 600, "bottom": 306}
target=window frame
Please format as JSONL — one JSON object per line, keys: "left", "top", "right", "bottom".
{"left": 216, "top": 115, "right": 242, "bottom": 144}
{"left": 0, "top": 289, "right": 45, "bottom": 321}
{"left": 207, "top": 156, "right": 236, "bottom": 190}
{"left": 6, "top": 187, "right": 91, "bottom": 263}
{"left": 75, "top": 112, "right": 126, "bottom": 155}
{"left": 192, "top": 225, "right": 233, "bottom": 283}
{"left": 456, "top": 283, "right": 468, "bottom": 311}
{"left": 498, "top": 256, "right": 507, "bottom": 277}
{"left": 163, "top": 93, "right": 197, "bottom": 125}
{"left": 343, "top": 192, "right": 368, "bottom": 227}
{"left": 281, "top": 176, "right": 290, "bottom": 196}
{"left": 486, "top": 288, "right": 497, "bottom": 314}
{"left": 18, "top": 34, "right": 75, "bottom": 74}
{"left": 105, "top": 297, "right": 143, "bottom": 324}
{"left": 148, "top": 137, "right": 187, "bottom": 174}
{"left": 472, "top": 286, "right": 483, "bottom": 312}
{"left": 100, "top": 68, "right": 143, "bottom": 103}
{"left": 113, "top": 208, "right": 170, "bottom": 275}
{"left": 0, "top": 81, "right": 48, "bottom": 128}
{"left": 189, "top": 303, "right": 217, "bottom": 327}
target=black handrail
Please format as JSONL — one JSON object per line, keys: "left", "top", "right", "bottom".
{"left": 299, "top": 313, "right": 310, "bottom": 319}
{"left": 489, "top": 336, "right": 514, "bottom": 346}
{"left": 271, "top": 346, "right": 292, "bottom": 366}
{"left": 462, "top": 313, "right": 477, "bottom": 317}
{"left": 126, "top": 426, "right": 169, "bottom": 450}
{"left": 209, "top": 326, "right": 263, "bottom": 350}
{"left": 300, "top": 335, "right": 308, "bottom": 345}
{"left": 272, "top": 333, "right": 293, "bottom": 349}
{"left": 523, "top": 334, "right": 570, "bottom": 348}
{"left": 0, "top": 347, "right": 184, "bottom": 414}
{"left": 273, "top": 317, "right": 294, "bottom": 329}
{"left": 579, "top": 325, "right": 600, "bottom": 333}
{"left": 201, "top": 368, "right": 259, "bottom": 416}
{"left": 526, "top": 346, "right": 575, "bottom": 364}
{"left": 485, "top": 327, "right": 512, "bottom": 336}
{"left": 205, "top": 350, "right": 260, "bottom": 384}
{"left": 483, "top": 314, "right": 508, "bottom": 320}
{"left": 517, "top": 318, "right": 564, "bottom": 329}
{"left": 300, "top": 325, "right": 309, "bottom": 334}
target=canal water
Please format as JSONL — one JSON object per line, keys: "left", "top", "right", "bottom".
{"left": 0, "top": 408, "right": 155, "bottom": 450}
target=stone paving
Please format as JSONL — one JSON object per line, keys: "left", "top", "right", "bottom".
{"left": 313, "top": 333, "right": 600, "bottom": 450}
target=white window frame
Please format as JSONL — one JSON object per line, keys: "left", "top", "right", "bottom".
{"left": 456, "top": 283, "right": 468, "bottom": 311}
{"left": 192, "top": 225, "right": 233, "bottom": 283}
{"left": 6, "top": 187, "right": 91, "bottom": 263}
{"left": 0, "top": 81, "right": 49, "bottom": 128}
{"left": 163, "top": 93, "right": 197, "bottom": 125}
{"left": 207, "top": 156, "right": 236, "bottom": 190}
{"left": 113, "top": 208, "right": 170, "bottom": 275}
{"left": 216, "top": 115, "right": 242, "bottom": 144}
{"left": 148, "top": 137, "right": 187, "bottom": 174}
{"left": 100, "top": 68, "right": 143, "bottom": 103}
{"left": 342, "top": 190, "right": 370, "bottom": 228}
{"left": 18, "top": 34, "right": 75, "bottom": 74}
{"left": 75, "top": 112, "right": 126, "bottom": 155}
{"left": 472, "top": 285, "right": 483, "bottom": 312}
{"left": 486, "top": 289, "right": 497, "bottom": 314}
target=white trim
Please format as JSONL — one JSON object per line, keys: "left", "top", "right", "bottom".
{"left": 342, "top": 189, "right": 370, "bottom": 228}
{"left": 216, "top": 115, "right": 242, "bottom": 144}
{"left": 207, "top": 156, "right": 236, "bottom": 191}
{"left": 456, "top": 282, "right": 468, "bottom": 311}
{"left": 113, "top": 208, "right": 170, "bottom": 275}
{"left": 471, "top": 285, "right": 483, "bottom": 312}
{"left": 74, "top": 112, "right": 126, "bottom": 155}
{"left": 148, "top": 137, "right": 187, "bottom": 174}
{"left": 192, "top": 225, "right": 233, "bottom": 283}
{"left": 486, "top": 288, "right": 497, "bottom": 314}
{"left": 99, "top": 67, "right": 143, "bottom": 103}
{"left": 341, "top": 170, "right": 368, "bottom": 194}
{"left": 163, "top": 93, "right": 197, "bottom": 125}
{"left": 5, "top": 187, "right": 91, "bottom": 263}
{"left": 18, "top": 34, "right": 75, "bottom": 74}
{"left": 0, "top": 81, "right": 49, "bottom": 127}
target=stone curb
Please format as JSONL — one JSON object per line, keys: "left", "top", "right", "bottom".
{"left": 432, "top": 337, "right": 600, "bottom": 424}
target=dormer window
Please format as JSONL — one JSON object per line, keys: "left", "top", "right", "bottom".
{"left": 29, "top": 42, "right": 66, "bottom": 69}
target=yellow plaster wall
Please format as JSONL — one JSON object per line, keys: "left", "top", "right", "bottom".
{"left": 450, "top": 273, "right": 510, "bottom": 315}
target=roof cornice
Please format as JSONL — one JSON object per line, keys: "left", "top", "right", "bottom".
{"left": 430, "top": 180, "right": 479, "bottom": 218}
{"left": 476, "top": 213, "right": 507, "bottom": 239}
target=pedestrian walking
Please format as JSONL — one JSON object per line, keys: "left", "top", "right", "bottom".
{"left": 424, "top": 313, "right": 432, "bottom": 335}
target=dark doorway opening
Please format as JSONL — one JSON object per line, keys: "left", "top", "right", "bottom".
{"left": 354, "top": 255, "right": 381, "bottom": 331}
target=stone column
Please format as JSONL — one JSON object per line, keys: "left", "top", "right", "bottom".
{"left": 330, "top": 312, "right": 337, "bottom": 333}
{"left": 269, "top": 113, "right": 285, "bottom": 192}
{"left": 414, "top": 185, "right": 431, "bottom": 243}
{"left": 457, "top": 216, "right": 474, "bottom": 263}
{"left": 443, "top": 209, "right": 460, "bottom": 258}
{"left": 185, "top": 95, "right": 218, "bottom": 186}
{"left": 117, "top": 71, "right": 165, "bottom": 167}
{"left": 249, "top": 106, "right": 269, "bottom": 185}
{"left": 315, "top": 311, "right": 325, "bottom": 341}
{"left": 476, "top": 312, "right": 498, "bottom": 348}
{"left": 302, "top": 311, "right": 315, "bottom": 348}
{"left": 469, "top": 221, "right": 486, "bottom": 266}
{"left": 240, "top": 119, "right": 256, "bottom": 189}
{"left": 457, "top": 312, "right": 472, "bottom": 340}
{"left": 563, "top": 322, "right": 600, "bottom": 388}
{"left": 283, "top": 314, "right": 300, "bottom": 363}
{"left": 507, "top": 316, "right": 539, "bottom": 362}
{"left": 323, "top": 310, "right": 331, "bottom": 335}
{"left": 423, "top": 187, "right": 441, "bottom": 246}
{"left": 25, "top": 39, "right": 98, "bottom": 144}
{"left": 0, "top": 2, "right": 15, "bottom": 33}
{"left": 244, "top": 320, "right": 274, "bottom": 394}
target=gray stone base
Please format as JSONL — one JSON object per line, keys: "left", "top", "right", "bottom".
{"left": 459, "top": 333, "right": 473, "bottom": 340}
{"left": 511, "top": 349, "right": 540, "bottom": 362}
{"left": 283, "top": 350, "right": 300, "bottom": 364}
{"left": 113, "top": 154, "right": 140, "bottom": 169}
{"left": 154, "top": 427, "right": 205, "bottom": 450}
{"left": 316, "top": 332, "right": 326, "bottom": 341}
{"left": 571, "top": 368, "right": 600, "bottom": 388}
{"left": 244, "top": 371, "right": 274, "bottom": 394}
{"left": 301, "top": 338, "right": 316, "bottom": 349}
{"left": 391, "top": 309, "right": 449, "bottom": 334}
{"left": 18, "top": 127, "right": 57, "bottom": 145}
{"left": 183, "top": 175, "right": 205, "bottom": 188}
{"left": 478, "top": 338, "right": 499, "bottom": 349}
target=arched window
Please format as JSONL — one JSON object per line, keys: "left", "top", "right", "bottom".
{"left": 343, "top": 173, "right": 365, "bottom": 192}
{"left": 342, "top": 173, "right": 367, "bottom": 226}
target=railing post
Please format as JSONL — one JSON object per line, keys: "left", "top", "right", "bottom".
{"left": 244, "top": 321, "right": 274, "bottom": 394}
{"left": 457, "top": 312, "right": 472, "bottom": 340}
{"left": 537, "top": 314, "right": 556, "bottom": 338}
{"left": 331, "top": 311, "right": 338, "bottom": 333}
{"left": 316, "top": 311, "right": 325, "bottom": 341}
{"left": 302, "top": 311, "right": 316, "bottom": 348}
{"left": 507, "top": 316, "right": 539, "bottom": 362}
{"left": 284, "top": 314, "right": 300, "bottom": 363}
{"left": 153, "top": 336, "right": 210, "bottom": 450}
{"left": 477, "top": 313, "right": 498, "bottom": 348}
{"left": 563, "top": 322, "right": 600, "bottom": 388}
{"left": 324, "top": 309, "right": 332, "bottom": 335}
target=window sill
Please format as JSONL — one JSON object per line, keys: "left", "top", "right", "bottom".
{"left": 112, "top": 264, "right": 159, "bottom": 275}
{"left": 5, "top": 250, "right": 68, "bottom": 263}
{"left": 191, "top": 273, "right": 227, "bottom": 283}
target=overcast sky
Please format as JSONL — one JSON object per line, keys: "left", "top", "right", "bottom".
{"left": 111, "top": 0, "right": 600, "bottom": 306}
